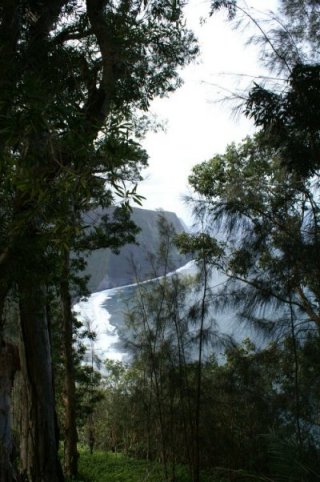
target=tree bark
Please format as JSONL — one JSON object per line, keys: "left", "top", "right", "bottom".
{"left": 0, "top": 342, "right": 20, "bottom": 482}
{"left": 0, "top": 281, "right": 19, "bottom": 482}
{"left": 19, "top": 282, "right": 63, "bottom": 482}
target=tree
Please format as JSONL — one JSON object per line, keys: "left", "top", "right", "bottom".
{"left": 119, "top": 216, "right": 224, "bottom": 482}
{"left": 0, "top": 1, "right": 198, "bottom": 480}
{"left": 176, "top": 231, "right": 224, "bottom": 482}
{"left": 210, "top": 1, "right": 320, "bottom": 73}
{"left": 183, "top": 3, "right": 320, "bottom": 478}
{"left": 188, "top": 0, "right": 320, "bottom": 346}
{"left": 189, "top": 133, "right": 320, "bottom": 333}
{"left": 124, "top": 215, "right": 193, "bottom": 480}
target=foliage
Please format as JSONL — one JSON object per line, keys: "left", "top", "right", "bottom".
{"left": 246, "top": 64, "right": 320, "bottom": 177}
{"left": 74, "top": 450, "right": 220, "bottom": 482}
{"left": 210, "top": 1, "right": 237, "bottom": 20}
{"left": 189, "top": 131, "right": 320, "bottom": 332}
{"left": 0, "top": 1, "right": 199, "bottom": 479}
{"left": 70, "top": 2, "right": 320, "bottom": 481}
{"left": 184, "top": 3, "right": 320, "bottom": 480}
{"left": 76, "top": 331, "right": 320, "bottom": 481}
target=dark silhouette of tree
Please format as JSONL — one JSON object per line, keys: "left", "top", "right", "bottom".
{"left": 0, "top": 1, "right": 198, "bottom": 480}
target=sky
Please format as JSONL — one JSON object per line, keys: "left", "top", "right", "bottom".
{"left": 138, "top": 0, "right": 279, "bottom": 225}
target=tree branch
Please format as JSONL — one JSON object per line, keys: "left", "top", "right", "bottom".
{"left": 53, "top": 27, "right": 93, "bottom": 44}
{"left": 85, "top": 0, "right": 116, "bottom": 137}
{"left": 295, "top": 285, "right": 320, "bottom": 326}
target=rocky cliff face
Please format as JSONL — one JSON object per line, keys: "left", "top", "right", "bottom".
{"left": 84, "top": 208, "right": 189, "bottom": 293}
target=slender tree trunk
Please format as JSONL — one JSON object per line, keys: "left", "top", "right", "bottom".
{"left": 289, "top": 298, "right": 303, "bottom": 448}
{"left": 156, "top": 381, "right": 169, "bottom": 481}
{"left": 61, "top": 249, "right": 78, "bottom": 478}
{"left": 194, "top": 258, "right": 208, "bottom": 482}
{"left": 88, "top": 413, "right": 95, "bottom": 455}
{"left": 172, "top": 310, "right": 195, "bottom": 475}
{"left": 0, "top": 341, "right": 19, "bottom": 482}
{"left": 19, "top": 282, "right": 63, "bottom": 482}
{"left": 18, "top": 370, "right": 31, "bottom": 480}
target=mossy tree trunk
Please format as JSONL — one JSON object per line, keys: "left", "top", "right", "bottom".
{"left": 19, "top": 282, "right": 63, "bottom": 482}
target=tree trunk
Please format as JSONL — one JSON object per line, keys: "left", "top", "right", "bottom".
{"left": 0, "top": 342, "right": 19, "bottom": 482}
{"left": 0, "top": 282, "right": 19, "bottom": 482}
{"left": 19, "top": 282, "right": 63, "bottom": 482}
{"left": 61, "top": 250, "right": 78, "bottom": 478}
{"left": 194, "top": 258, "right": 209, "bottom": 482}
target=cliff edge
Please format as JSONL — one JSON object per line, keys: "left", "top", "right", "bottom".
{"left": 84, "top": 207, "right": 189, "bottom": 292}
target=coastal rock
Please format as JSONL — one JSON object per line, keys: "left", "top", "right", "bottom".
{"left": 84, "top": 207, "right": 189, "bottom": 292}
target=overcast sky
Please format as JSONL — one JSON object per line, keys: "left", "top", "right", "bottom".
{"left": 138, "top": 0, "right": 279, "bottom": 225}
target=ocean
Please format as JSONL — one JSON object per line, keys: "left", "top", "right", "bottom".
{"left": 73, "top": 260, "right": 264, "bottom": 364}
{"left": 73, "top": 261, "right": 198, "bottom": 362}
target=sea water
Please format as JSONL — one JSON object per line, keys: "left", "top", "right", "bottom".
{"left": 73, "top": 261, "right": 199, "bottom": 362}
{"left": 73, "top": 260, "right": 265, "bottom": 364}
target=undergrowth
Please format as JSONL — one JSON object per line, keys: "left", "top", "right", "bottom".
{"left": 71, "top": 450, "right": 223, "bottom": 482}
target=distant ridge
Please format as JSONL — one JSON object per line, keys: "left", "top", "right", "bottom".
{"left": 84, "top": 207, "right": 189, "bottom": 292}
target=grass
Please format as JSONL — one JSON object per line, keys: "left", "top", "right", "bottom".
{"left": 78, "top": 451, "right": 163, "bottom": 481}
{"left": 73, "top": 450, "right": 223, "bottom": 482}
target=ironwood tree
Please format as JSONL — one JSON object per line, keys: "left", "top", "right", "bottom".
{"left": 189, "top": 0, "right": 320, "bottom": 334}
{"left": 185, "top": 2, "right": 320, "bottom": 474}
